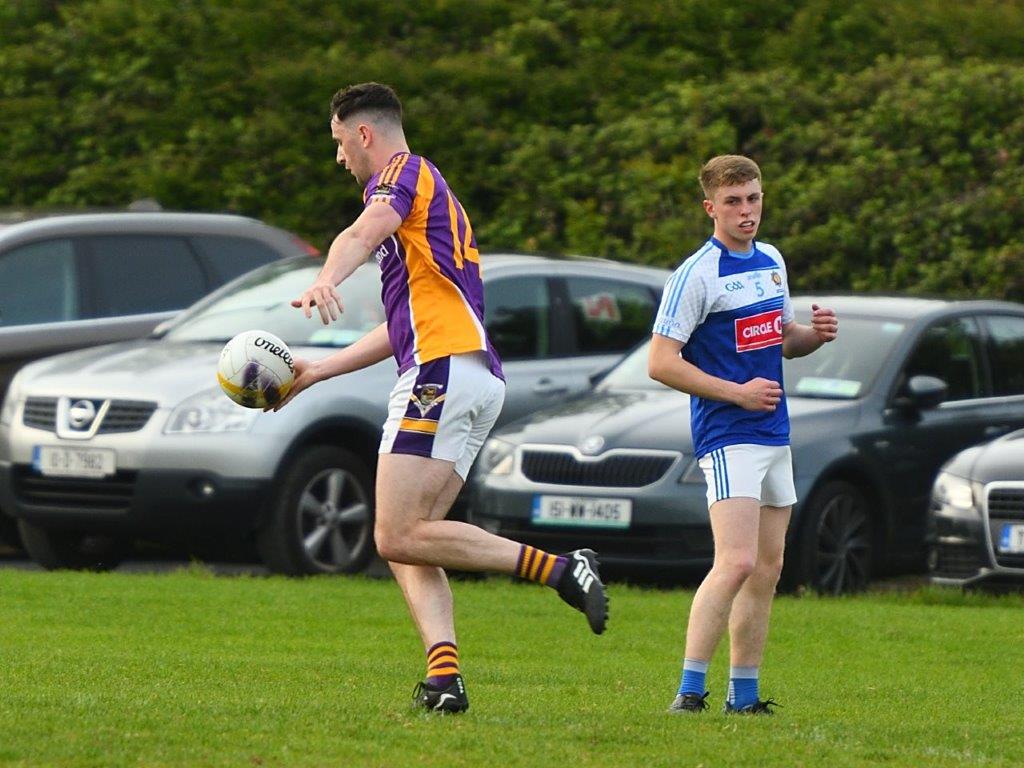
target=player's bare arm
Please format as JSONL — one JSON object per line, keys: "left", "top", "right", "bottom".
{"left": 648, "top": 333, "right": 782, "bottom": 412}
{"left": 294, "top": 202, "right": 403, "bottom": 324}
{"left": 271, "top": 322, "right": 392, "bottom": 411}
{"left": 781, "top": 303, "right": 838, "bottom": 358}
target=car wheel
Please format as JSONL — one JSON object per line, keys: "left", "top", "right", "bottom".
{"left": 792, "top": 480, "right": 872, "bottom": 595}
{"left": 257, "top": 445, "right": 375, "bottom": 575}
{"left": 17, "top": 519, "right": 128, "bottom": 571}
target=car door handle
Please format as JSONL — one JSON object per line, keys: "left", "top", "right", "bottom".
{"left": 532, "top": 378, "right": 569, "bottom": 395}
{"left": 984, "top": 425, "right": 1011, "bottom": 437}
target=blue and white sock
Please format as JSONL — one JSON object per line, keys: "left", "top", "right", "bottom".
{"left": 727, "top": 666, "right": 759, "bottom": 709}
{"left": 678, "top": 658, "right": 709, "bottom": 696}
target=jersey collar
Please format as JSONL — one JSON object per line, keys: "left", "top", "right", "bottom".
{"left": 711, "top": 236, "right": 756, "bottom": 258}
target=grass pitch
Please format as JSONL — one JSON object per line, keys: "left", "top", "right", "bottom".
{"left": 0, "top": 568, "right": 1021, "bottom": 767}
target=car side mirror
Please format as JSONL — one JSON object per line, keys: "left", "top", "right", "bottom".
{"left": 894, "top": 375, "right": 948, "bottom": 412}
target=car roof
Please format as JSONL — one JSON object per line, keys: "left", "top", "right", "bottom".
{"left": 0, "top": 212, "right": 277, "bottom": 246}
{"left": 274, "top": 251, "right": 669, "bottom": 276}
{"left": 481, "top": 251, "right": 671, "bottom": 277}
{"left": 793, "top": 294, "right": 1024, "bottom": 320}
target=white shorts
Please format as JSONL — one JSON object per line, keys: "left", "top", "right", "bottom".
{"left": 379, "top": 351, "right": 506, "bottom": 479}
{"left": 698, "top": 444, "right": 797, "bottom": 509}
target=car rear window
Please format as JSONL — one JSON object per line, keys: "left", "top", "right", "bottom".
{"left": 565, "top": 276, "right": 657, "bottom": 355}
{"left": 189, "top": 235, "right": 282, "bottom": 283}
{"left": 0, "top": 239, "right": 79, "bottom": 325}
{"left": 983, "top": 314, "right": 1024, "bottom": 396}
{"left": 81, "top": 235, "right": 208, "bottom": 317}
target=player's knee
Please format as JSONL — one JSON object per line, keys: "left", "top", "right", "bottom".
{"left": 715, "top": 555, "right": 757, "bottom": 586}
{"left": 755, "top": 555, "right": 784, "bottom": 587}
{"left": 766, "top": 553, "right": 785, "bottom": 580}
{"left": 374, "top": 524, "right": 411, "bottom": 563}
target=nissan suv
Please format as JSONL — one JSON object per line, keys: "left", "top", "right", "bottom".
{"left": 0, "top": 212, "right": 318, "bottom": 545}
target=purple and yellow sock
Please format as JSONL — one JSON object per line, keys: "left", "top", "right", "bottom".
{"left": 425, "top": 641, "right": 460, "bottom": 688}
{"left": 516, "top": 545, "right": 567, "bottom": 587}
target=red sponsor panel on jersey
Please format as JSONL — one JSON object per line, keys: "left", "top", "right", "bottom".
{"left": 735, "top": 309, "right": 783, "bottom": 352}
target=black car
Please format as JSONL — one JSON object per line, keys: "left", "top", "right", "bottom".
{"left": 928, "top": 429, "right": 1024, "bottom": 587}
{"left": 470, "top": 296, "right": 1024, "bottom": 593}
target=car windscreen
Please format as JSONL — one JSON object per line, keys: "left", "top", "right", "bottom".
{"left": 783, "top": 313, "right": 904, "bottom": 398}
{"left": 165, "top": 260, "right": 384, "bottom": 347}
{"left": 599, "top": 313, "right": 906, "bottom": 399}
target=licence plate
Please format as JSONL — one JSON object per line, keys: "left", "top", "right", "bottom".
{"left": 32, "top": 446, "right": 116, "bottom": 478}
{"left": 532, "top": 495, "right": 632, "bottom": 529}
{"left": 999, "top": 523, "right": 1024, "bottom": 554}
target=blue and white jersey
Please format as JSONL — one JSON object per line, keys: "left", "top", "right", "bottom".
{"left": 653, "top": 237, "right": 794, "bottom": 459}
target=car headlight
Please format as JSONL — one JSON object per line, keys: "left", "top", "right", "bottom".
{"left": 0, "top": 370, "right": 26, "bottom": 426}
{"left": 932, "top": 471, "right": 979, "bottom": 518}
{"left": 478, "top": 437, "right": 515, "bottom": 476}
{"left": 164, "top": 387, "right": 259, "bottom": 434}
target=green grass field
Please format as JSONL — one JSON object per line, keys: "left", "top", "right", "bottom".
{"left": 1, "top": 568, "right": 1021, "bottom": 767}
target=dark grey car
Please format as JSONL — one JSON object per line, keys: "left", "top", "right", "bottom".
{"left": 928, "top": 429, "right": 1024, "bottom": 587}
{"left": 470, "top": 296, "right": 1024, "bottom": 593}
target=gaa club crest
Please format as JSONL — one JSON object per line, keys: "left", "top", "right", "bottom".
{"left": 771, "top": 271, "right": 782, "bottom": 286}
{"left": 411, "top": 383, "right": 446, "bottom": 417}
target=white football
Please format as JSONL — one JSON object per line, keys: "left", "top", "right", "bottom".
{"left": 217, "top": 330, "right": 295, "bottom": 409}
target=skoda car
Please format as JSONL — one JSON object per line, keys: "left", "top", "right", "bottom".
{"left": 0, "top": 253, "right": 669, "bottom": 573}
{"left": 928, "top": 429, "right": 1024, "bottom": 587}
{"left": 470, "top": 296, "right": 1024, "bottom": 593}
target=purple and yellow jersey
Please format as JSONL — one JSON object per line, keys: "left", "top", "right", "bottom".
{"left": 363, "top": 152, "right": 504, "bottom": 380}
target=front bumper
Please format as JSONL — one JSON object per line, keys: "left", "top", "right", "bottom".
{"left": 0, "top": 459, "right": 272, "bottom": 535}
{"left": 471, "top": 452, "right": 713, "bottom": 573}
{"left": 927, "top": 485, "right": 1024, "bottom": 587}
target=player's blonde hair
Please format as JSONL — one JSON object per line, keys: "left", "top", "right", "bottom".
{"left": 699, "top": 155, "right": 762, "bottom": 199}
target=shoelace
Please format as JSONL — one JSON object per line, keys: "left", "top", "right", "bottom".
{"left": 679, "top": 691, "right": 710, "bottom": 711}
{"left": 749, "top": 698, "right": 781, "bottom": 714}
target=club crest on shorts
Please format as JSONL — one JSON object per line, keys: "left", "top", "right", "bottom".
{"left": 771, "top": 271, "right": 782, "bottom": 286}
{"left": 411, "top": 383, "right": 446, "bottom": 416}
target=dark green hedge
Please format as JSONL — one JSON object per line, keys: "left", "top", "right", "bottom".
{"left": 2, "top": 1, "right": 1022, "bottom": 297}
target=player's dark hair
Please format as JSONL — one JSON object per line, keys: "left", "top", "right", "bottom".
{"left": 700, "top": 155, "right": 762, "bottom": 199}
{"left": 330, "top": 82, "right": 403, "bottom": 128}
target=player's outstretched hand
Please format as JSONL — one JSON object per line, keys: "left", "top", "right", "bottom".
{"left": 292, "top": 281, "right": 344, "bottom": 325}
{"left": 811, "top": 303, "right": 838, "bottom": 343}
{"left": 735, "top": 377, "right": 783, "bottom": 412}
{"left": 268, "top": 358, "right": 318, "bottom": 413}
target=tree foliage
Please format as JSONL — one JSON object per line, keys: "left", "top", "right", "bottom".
{"left": 1, "top": 0, "right": 1023, "bottom": 297}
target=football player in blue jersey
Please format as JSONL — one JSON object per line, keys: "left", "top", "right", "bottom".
{"left": 649, "top": 155, "right": 838, "bottom": 714}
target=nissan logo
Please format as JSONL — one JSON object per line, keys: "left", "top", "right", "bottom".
{"left": 68, "top": 400, "right": 97, "bottom": 430}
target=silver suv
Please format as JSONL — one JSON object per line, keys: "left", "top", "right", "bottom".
{"left": 0, "top": 212, "right": 317, "bottom": 545}
{"left": 0, "top": 254, "right": 669, "bottom": 574}
{"left": 0, "top": 212, "right": 317, "bottom": 401}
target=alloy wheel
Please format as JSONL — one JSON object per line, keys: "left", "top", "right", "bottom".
{"left": 813, "top": 490, "right": 871, "bottom": 595}
{"left": 296, "top": 467, "right": 371, "bottom": 572}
